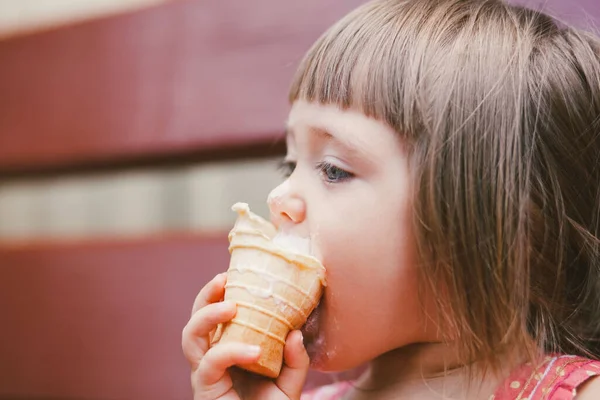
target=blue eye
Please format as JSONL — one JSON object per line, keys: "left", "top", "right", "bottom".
{"left": 316, "top": 162, "right": 353, "bottom": 183}
{"left": 277, "top": 159, "right": 296, "bottom": 178}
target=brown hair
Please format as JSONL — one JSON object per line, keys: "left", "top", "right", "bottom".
{"left": 289, "top": 0, "right": 600, "bottom": 369}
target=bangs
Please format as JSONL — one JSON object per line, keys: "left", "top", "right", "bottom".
{"left": 288, "top": 0, "right": 466, "bottom": 140}
{"left": 288, "top": 1, "right": 411, "bottom": 135}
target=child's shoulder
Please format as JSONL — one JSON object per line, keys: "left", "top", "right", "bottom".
{"left": 301, "top": 381, "right": 353, "bottom": 400}
{"left": 493, "top": 355, "right": 600, "bottom": 400}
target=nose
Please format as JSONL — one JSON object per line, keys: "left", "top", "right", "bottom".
{"left": 267, "top": 179, "right": 306, "bottom": 228}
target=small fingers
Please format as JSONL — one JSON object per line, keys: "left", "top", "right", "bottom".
{"left": 192, "top": 273, "right": 228, "bottom": 316}
{"left": 276, "top": 330, "right": 310, "bottom": 399}
{"left": 182, "top": 301, "right": 237, "bottom": 367}
{"left": 191, "top": 370, "right": 238, "bottom": 400}
{"left": 196, "top": 343, "right": 262, "bottom": 387}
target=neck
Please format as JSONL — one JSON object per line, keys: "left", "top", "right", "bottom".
{"left": 361, "top": 342, "right": 463, "bottom": 386}
{"left": 353, "top": 342, "right": 507, "bottom": 399}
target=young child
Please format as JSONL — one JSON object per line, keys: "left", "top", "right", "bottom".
{"left": 182, "top": 0, "right": 600, "bottom": 398}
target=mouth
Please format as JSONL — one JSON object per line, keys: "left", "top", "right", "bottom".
{"left": 301, "top": 303, "right": 320, "bottom": 338}
{"left": 300, "top": 301, "right": 323, "bottom": 361}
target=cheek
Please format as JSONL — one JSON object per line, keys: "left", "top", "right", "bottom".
{"left": 321, "top": 219, "right": 416, "bottom": 313}
{"left": 309, "top": 211, "right": 421, "bottom": 370}
{"left": 317, "top": 204, "right": 413, "bottom": 284}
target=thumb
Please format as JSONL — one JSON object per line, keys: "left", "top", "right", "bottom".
{"left": 276, "top": 330, "right": 310, "bottom": 399}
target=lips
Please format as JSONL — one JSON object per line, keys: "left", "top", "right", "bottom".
{"left": 300, "top": 301, "right": 322, "bottom": 357}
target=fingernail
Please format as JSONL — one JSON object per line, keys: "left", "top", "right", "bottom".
{"left": 215, "top": 273, "right": 227, "bottom": 282}
{"left": 247, "top": 345, "right": 261, "bottom": 357}
{"left": 217, "top": 301, "right": 235, "bottom": 311}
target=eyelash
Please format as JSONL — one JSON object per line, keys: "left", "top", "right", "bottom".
{"left": 277, "top": 159, "right": 353, "bottom": 184}
{"left": 316, "top": 161, "right": 353, "bottom": 183}
{"left": 277, "top": 160, "right": 296, "bottom": 178}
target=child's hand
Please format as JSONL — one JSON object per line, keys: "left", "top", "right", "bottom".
{"left": 182, "top": 273, "right": 310, "bottom": 400}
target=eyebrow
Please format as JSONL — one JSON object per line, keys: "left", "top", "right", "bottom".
{"left": 285, "top": 124, "right": 369, "bottom": 160}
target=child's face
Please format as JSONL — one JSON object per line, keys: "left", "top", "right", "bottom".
{"left": 268, "top": 101, "right": 434, "bottom": 371}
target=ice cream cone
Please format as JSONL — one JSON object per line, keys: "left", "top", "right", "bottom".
{"left": 210, "top": 203, "right": 326, "bottom": 378}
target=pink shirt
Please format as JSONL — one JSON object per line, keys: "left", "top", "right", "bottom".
{"left": 301, "top": 355, "right": 600, "bottom": 400}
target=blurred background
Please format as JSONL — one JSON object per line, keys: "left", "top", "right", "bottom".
{"left": 0, "top": 0, "right": 597, "bottom": 399}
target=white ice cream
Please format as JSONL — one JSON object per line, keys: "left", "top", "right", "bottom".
{"left": 272, "top": 230, "right": 312, "bottom": 256}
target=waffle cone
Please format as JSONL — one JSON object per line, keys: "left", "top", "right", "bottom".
{"left": 211, "top": 203, "right": 326, "bottom": 378}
